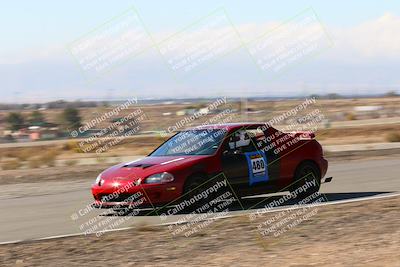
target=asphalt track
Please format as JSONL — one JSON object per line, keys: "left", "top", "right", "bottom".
{"left": 1, "top": 158, "right": 399, "bottom": 244}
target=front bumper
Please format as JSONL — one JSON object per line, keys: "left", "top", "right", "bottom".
{"left": 91, "top": 180, "right": 182, "bottom": 208}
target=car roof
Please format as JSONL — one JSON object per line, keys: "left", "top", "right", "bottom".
{"left": 186, "top": 122, "right": 269, "bottom": 131}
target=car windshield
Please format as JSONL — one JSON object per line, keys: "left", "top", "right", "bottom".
{"left": 150, "top": 129, "right": 227, "bottom": 156}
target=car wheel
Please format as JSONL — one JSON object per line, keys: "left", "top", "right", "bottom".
{"left": 183, "top": 175, "right": 211, "bottom": 212}
{"left": 291, "top": 161, "right": 321, "bottom": 199}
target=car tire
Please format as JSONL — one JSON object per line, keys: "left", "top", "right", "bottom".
{"left": 290, "top": 161, "right": 321, "bottom": 200}
{"left": 183, "top": 174, "right": 211, "bottom": 212}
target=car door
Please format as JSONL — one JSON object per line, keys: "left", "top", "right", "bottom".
{"left": 220, "top": 127, "right": 278, "bottom": 190}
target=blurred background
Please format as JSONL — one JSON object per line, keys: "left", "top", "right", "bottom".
{"left": 0, "top": 0, "right": 399, "bottom": 177}
{"left": 1, "top": 2, "right": 400, "bottom": 266}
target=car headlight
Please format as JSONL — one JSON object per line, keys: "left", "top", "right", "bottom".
{"left": 145, "top": 172, "right": 174, "bottom": 184}
{"left": 95, "top": 173, "right": 103, "bottom": 186}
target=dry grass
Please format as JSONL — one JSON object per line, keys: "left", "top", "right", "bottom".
{"left": 1, "top": 150, "right": 19, "bottom": 158}
{"left": 0, "top": 147, "right": 58, "bottom": 162}
{"left": 386, "top": 132, "right": 400, "bottom": 142}
{"left": 14, "top": 149, "right": 36, "bottom": 161}
{"left": 317, "top": 124, "right": 400, "bottom": 143}
{"left": 62, "top": 140, "right": 84, "bottom": 153}
{"left": 27, "top": 150, "right": 60, "bottom": 168}
{"left": 345, "top": 112, "right": 356, "bottom": 120}
{"left": 40, "top": 150, "right": 60, "bottom": 167}
{"left": 1, "top": 159, "right": 20, "bottom": 170}
{"left": 28, "top": 157, "right": 42, "bottom": 169}
{"left": 95, "top": 156, "right": 107, "bottom": 164}
{"left": 64, "top": 159, "right": 78, "bottom": 167}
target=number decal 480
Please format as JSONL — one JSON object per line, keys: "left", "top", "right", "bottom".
{"left": 251, "top": 156, "right": 265, "bottom": 174}
{"left": 245, "top": 151, "right": 269, "bottom": 186}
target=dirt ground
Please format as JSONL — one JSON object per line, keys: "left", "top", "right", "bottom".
{"left": 0, "top": 164, "right": 109, "bottom": 185}
{"left": 316, "top": 124, "right": 400, "bottom": 144}
{"left": 0, "top": 195, "right": 399, "bottom": 267}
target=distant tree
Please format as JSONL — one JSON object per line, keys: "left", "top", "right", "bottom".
{"left": 309, "top": 94, "right": 320, "bottom": 99}
{"left": 46, "top": 100, "right": 99, "bottom": 109}
{"left": 385, "top": 91, "right": 398, "bottom": 97}
{"left": 29, "top": 110, "right": 46, "bottom": 125}
{"left": 47, "top": 100, "right": 67, "bottom": 109}
{"left": 326, "top": 93, "right": 343, "bottom": 100}
{"left": 60, "top": 107, "right": 82, "bottom": 130}
{"left": 6, "top": 112, "right": 25, "bottom": 131}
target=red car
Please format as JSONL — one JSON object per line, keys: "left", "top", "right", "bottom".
{"left": 92, "top": 123, "right": 329, "bottom": 208}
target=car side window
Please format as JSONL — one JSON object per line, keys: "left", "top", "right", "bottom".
{"left": 225, "top": 129, "right": 259, "bottom": 154}
{"left": 247, "top": 128, "right": 267, "bottom": 152}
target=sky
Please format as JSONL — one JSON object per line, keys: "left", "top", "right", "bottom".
{"left": 1, "top": 0, "right": 400, "bottom": 103}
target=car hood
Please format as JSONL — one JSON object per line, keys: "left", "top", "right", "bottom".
{"left": 100, "top": 155, "right": 207, "bottom": 181}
